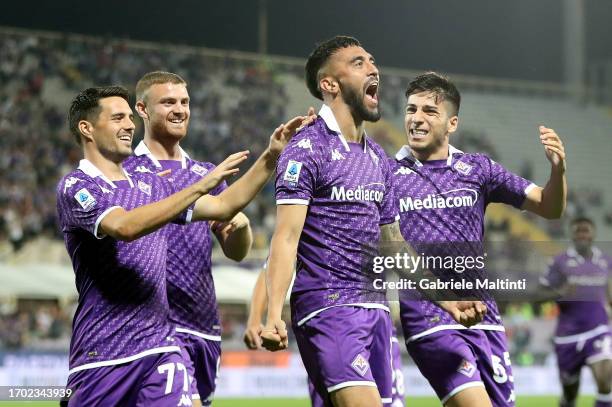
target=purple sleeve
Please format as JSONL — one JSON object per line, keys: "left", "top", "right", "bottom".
{"left": 57, "top": 176, "right": 119, "bottom": 238}
{"left": 540, "top": 256, "right": 566, "bottom": 289}
{"left": 275, "top": 131, "right": 320, "bottom": 205}
{"left": 483, "top": 155, "right": 535, "bottom": 208}
{"left": 379, "top": 152, "right": 398, "bottom": 225}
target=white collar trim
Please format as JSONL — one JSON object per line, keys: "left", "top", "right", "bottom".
{"left": 77, "top": 159, "right": 133, "bottom": 188}
{"left": 395, "top": 144, "right": 463, "bottom": 167}
{"left": 567, "top": 246, "right": 602, "bottom": 263}
{"left": 318, "top": 104, "right": 367, "bottom": 153}
{"left": 134, "top": 140, "right": 190, "bottom": 169}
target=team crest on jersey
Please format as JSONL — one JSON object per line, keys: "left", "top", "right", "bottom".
{"left": 134, "top": 165, "right": 153, "bottom": 174}
{"left": 351, "top": 353, "right": 370, "bottom": 376}
{"left": 297, "top": 138, "right": 313, "bottom": 152}
{"left": 394, "top": 167, "right": 414, "bottom": 175}
{"left": 331, "top": 149, "right": 345, "bottom": 161}
{"left": 457, "top": 359, "right": 476, "bottom": 377}
{"left": 74, "top": 188, "right": 96, "bottom": 210}
{"left": 454, "top": 161, "right": 473, "bottom": 175}
{"left": 138, "top": 180, "right": 151, "bottom": 196}
{"left": 191, "top": 164, "right": 208, "bottom": 177}
{"left": 283, "top": 160, "right": 302, "bottom": 185}
{"left": 63, "top": 177, "right": 80, "bottom": 193}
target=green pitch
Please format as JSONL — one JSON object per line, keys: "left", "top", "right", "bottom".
{"left": 0, "top": 395, "right": 596, "bottom": 406}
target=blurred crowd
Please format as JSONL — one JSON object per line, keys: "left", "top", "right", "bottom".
{"left": 0, "top": 301, "right": 71, "bottom": 350}
{"left": 0, "top": 31, "right": 289, "bottom": 252}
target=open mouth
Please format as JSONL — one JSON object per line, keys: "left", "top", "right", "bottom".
{"left": 365, "top": 81, "right": 378, "bottom": 106}
{"left": 169, "top": 118, "right": 185, "bottom": 125}
{"left": 410, "top": 128, "right": 429, "bottom": 140}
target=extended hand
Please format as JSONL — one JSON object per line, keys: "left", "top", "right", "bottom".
{"left": 199, "top": 151, "right": 249, "bottom": 192}
{"left": 539, "top": 125, "right": 565, "bottom": 171}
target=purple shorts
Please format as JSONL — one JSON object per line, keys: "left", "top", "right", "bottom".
{"left": 307, "top": 332, "right": 405, "bottom": 407}
{"left": 176, "top": 331, "right": 221, "bottom": 406}
{"left": 294, "top": 306, "right": 393, "bottom": 405}
{"left": 554, "top": 327, "right": 612, "bottom": 385}
{"left": 407, "top": 328, "right": 514, "bottom": 407}
{"left": 64, "top": 351, "right": 191, "bottom": 406}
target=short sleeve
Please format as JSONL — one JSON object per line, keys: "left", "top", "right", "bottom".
{"left": 379, "top": 154, "right": 399, "bottom": 225}
{"left": 483, "top": 155, "right": 536, "bottom": 208}
{"left": 275, "top": 132, "right": 321, "bottom": 206}
{"left": 540, "top": 256, "right": 566, "bottom": 289}
{"left": 56, "top": 175, "right": 121, "bottom": 239}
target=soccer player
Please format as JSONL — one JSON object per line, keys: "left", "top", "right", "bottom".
{"left": 57, "top": 86, "right": 304, "bottom": 405}
{"left": 541, "top": 217, "right": 612, "bottom": 407}
{"left": 260, "top": 37, "right": 484, "bottom": 407}
{"left": 123, "top": 71, "right": 252, "bottom": 406}
{"left": 391, "top": 72, "right": 567, "bottom": 407}
{"left": 243, "top": 267, "right": 406, "bottom": 407}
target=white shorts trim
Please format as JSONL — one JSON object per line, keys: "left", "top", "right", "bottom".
{"left": 175, "top": 327, "right": 222, "bottom": 341}
{"left": 586, "top": 353, "right": 612, "bottom": 365}
{"left": 381, "top": 397, "right": 393, "bottom": 404}
{"left": 441, "top": 381, "right": 486, "bottom": 404}
{"left": 276, "top": 198, "right": 309, "bottom": 205}
{"left": 554, "top": 325, "right": 610, "bottom": 345}
{"left": 297, "top": 303, "right": 390, "bottom": 327}
{"left": 327, "top": 380, "right": 377, "bottom": 393}
{"left": 191, "top": 393, "right": 201, "bottom": 400}
{"left": 406, "top": 324, "right": 505, "bottom": 343}
{"left": 68, "top": 345, "right": 181, "bottom": 375}
{"left": 93, "top": 206, "right": 122, "bottom": 238}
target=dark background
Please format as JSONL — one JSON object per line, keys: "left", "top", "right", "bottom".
{"left": 1, "top": 0, "right": 611, "bottom": 82}
{"left": 0, "top": 0, "right": 612, "bottom": 82}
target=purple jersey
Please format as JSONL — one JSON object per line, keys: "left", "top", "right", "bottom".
{"left": 124, "top": 141, "right": 227, "bottom": 339}
{"left": 57, "top": 160, "right": 190, "bottom": 372}
{"left": 542, "top": 247, "right": 611, "bottom": 337}
{"left": 275, "top": 105, "right": 398, "bottom": 325}
{"left": 391, "top": 145, "right": 534, "bottom": 340}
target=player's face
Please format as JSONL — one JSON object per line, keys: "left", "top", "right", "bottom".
{"left": 404, "top": 91, "right": 457, "bottom": 158}
{"left": 91, "top": 96, "right": 135, "bottom": 161}
{"left": 571, "top": 221, "right": 595, "bottom": 251}
{"left": 329, "top": 46, "right": 380, "bottom": 122}
{"left": 145, "top": 82, "right": 190, "bottom": 140}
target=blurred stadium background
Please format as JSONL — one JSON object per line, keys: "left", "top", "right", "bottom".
{"left": 0, "top": 1, "right": 611, "bottom": 405}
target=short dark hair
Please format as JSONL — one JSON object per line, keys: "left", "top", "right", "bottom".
{"left": 305, "top": 35, "right": 362, "bottom": 100}
{"left": 69, "top": 86, "right": 130, "bottom": 144}
{"left": 405, "top": 72, "right": 461, "bottom": 116}
{"left": 571, "top": 216, "right": 595, "bottom": 227}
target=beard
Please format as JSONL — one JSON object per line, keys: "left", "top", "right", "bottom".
{"left": 341, "top": 82, "right": 381, "bottom": 123}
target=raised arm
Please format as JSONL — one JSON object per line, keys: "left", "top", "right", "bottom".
{"left": 521, "top": 126, "right": 567, "bottom": 219}
{"left": 192, "top": 115, "right": 311, "bottom": 222}
{"left": 100, "top": 151, "right": 247, "bottom": 241}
